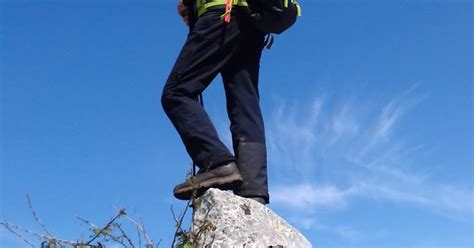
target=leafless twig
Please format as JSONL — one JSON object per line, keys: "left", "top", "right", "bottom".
{"left": 123, "top": 214, "right": 153, "bottom": 245}
{"left": 78, "top": 216, "right": 129, "bottom": 248}
{"left": 27, "top": 194, "right": 53, "bottom": 237}
{"left": 76, "top": 216, "right": 99, "bottom": 229}
{"left": 170, "top": 200, "right": 191, "bottom": 248}
{"left": 1, "top": 221, "right": 36, "bottom": 248}
{"left": 139, "top": 218, "right": 150, "bottom": 246}
{"left": 115, "top": 223, "right": 135, "bottom": 248}
{"left": 111, "top": 206, "right": 153, "bottom": 246}
{"left": 193, "top": 204, "right": 215, "bottom": 243}
{"left": 136, "top": 222, "right": 142, "bottom": 248}
{"left": 0, "top": 220, "right": 79, "bottom": 246}
{"left": 4, "top": 199, "right": 162, "bottom": 248}
{"left": 86, "top": 208, "right": 126, "bottom": 245}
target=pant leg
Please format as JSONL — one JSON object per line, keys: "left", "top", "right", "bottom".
{"left": 221, "top": 13, "right": 269, "bottom": 203}
{"left": 161, "top": 11, "right": 241, "bottom": 170}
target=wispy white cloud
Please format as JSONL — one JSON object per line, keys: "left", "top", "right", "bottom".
{"left": 286, "top": 214, "right": 364, "bottom": 242}
{"left": 287, "top": 216, "right": 317, "bottom": 230}
{"left": 329, "top": 102, "right": 360, "bottom": 144}
{"left": 266, "top": 97, "right": 324, "bottom": 180}
{"left": 374, "top": 98, "right": 405, "bottom": 139}
{"left": 267, "top": 85, "right": 473, "bottom": 220}
{"left": 210, "top": 83, "right": 472, "bottom": 244}
{"left": 271, "top": 180, "right": 474, "bottom": 218}
{"left": 272, "top": 184, "right": 351, "bottom": 210}
{"left": 333, "top": 226, "right": 364, "bottom": 242}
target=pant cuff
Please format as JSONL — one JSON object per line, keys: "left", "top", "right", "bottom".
{"left": 234, "top": 189, "right": 270, "bottom": 204}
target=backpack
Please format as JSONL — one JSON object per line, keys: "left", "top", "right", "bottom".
{"left": 246, "top": 0, "right": 301, "bottom": 34}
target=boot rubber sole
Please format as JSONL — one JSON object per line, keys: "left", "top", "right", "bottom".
{"left": 173, "top": 173, "right": 243, "bottom": 200}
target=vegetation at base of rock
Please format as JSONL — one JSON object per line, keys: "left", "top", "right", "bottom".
{"left": 0, "top": 195, "right": 159, "bottom": 248}
{"left": 1, "top": 170, "right": 219, "bottom": 248}
{"left": 171, "top": 173, "right": 216, "bottom": 248}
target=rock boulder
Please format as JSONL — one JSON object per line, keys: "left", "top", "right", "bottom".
{"left": 191, "top": 188, "right": 312, "bottom": 248}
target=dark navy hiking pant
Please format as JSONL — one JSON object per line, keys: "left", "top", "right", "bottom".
{"left": 161, "top": 9, "right": 269, "bottom": 202}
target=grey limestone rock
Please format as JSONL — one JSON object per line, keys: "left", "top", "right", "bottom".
{"left": 192, "top": 188, "right": 312, "bottom": 248}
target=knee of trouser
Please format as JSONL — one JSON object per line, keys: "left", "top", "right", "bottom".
{"left": 161, "top": 87, "right": 175, "bottom": 113}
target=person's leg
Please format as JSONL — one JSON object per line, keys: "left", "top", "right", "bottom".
{"left": 162, "top": 11, "right": 240, "bottom": 170}
{"left": 221, "top": 13, "right": 270, "bottom": 203}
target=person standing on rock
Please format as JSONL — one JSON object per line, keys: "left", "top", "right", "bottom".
{"left": 161, "top": 0, "right": 270, "bottom": 205}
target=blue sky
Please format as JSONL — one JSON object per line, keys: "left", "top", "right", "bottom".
{"left": 1, "top": 0, "right": 472, "bottom": 247}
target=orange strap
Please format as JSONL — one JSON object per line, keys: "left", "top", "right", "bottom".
{"left": 223, "top": 0, "right": 233, "bottom": 23}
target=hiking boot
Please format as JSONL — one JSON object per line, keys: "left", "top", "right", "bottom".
{"left": 173, "top": 161, "right": 243, "bottom": 200}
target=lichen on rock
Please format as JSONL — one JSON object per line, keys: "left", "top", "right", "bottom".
{"left": 191, "top": 188, "right": 312, "bottom": 248}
